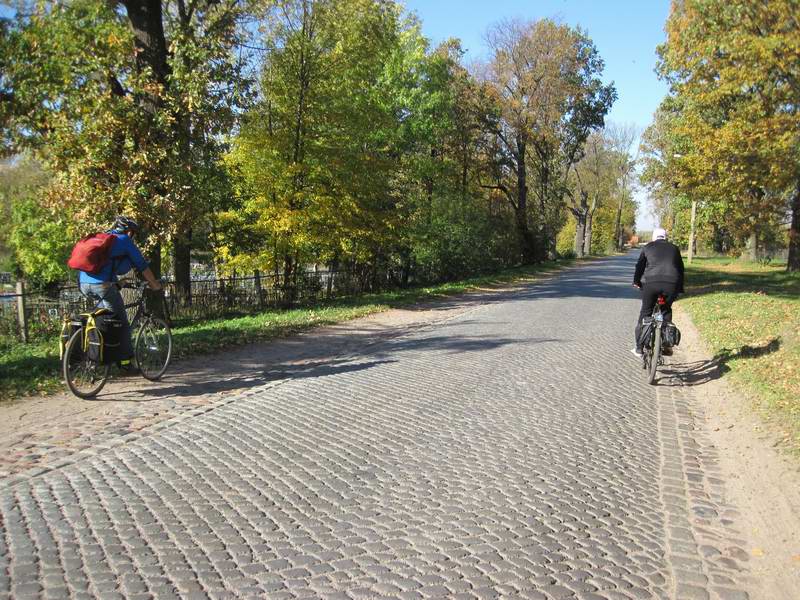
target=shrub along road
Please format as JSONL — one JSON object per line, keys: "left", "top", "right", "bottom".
{"left": 0, "top": 253, "right": 797, "bottom": 599}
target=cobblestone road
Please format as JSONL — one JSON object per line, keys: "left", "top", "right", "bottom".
{"left": 0, "top": 254, "right": 753, "bottom": 599}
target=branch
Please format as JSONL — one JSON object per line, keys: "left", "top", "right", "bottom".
{"left": 479, "top": 180, "right": 517, "bottom": 210}
{"left": 177, "top": 0, "right": 188, "bottom": 22}
{"left": 568, "top": 206, "right": 584, "bottom": 219}
{"left": 108, "top": 74, "right": 127, "bottom": 97}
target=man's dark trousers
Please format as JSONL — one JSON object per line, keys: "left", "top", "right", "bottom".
{"left": 635, "top": 283, "right": 679, "bottom": 350}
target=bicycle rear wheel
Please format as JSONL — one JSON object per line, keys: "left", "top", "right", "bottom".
{"left": 135, "top": 317, "right": 172, "bottom": 381}
{"left": 63, "top": 329, "right": 111, "bottom": 399}
{"left": 647, "top": 328, "right": 662, "bottom": 385}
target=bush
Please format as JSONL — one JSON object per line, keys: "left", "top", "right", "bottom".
{"left": 556, "top": 215, "right": 577, "bottom": 257}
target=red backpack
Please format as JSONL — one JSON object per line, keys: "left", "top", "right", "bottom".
{"left": 67, "top": 233, "right": 117, "bottom": 273}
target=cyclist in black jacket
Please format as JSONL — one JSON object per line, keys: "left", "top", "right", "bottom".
{"left": 632, "top": 227, "right": 685, "bottom": 357}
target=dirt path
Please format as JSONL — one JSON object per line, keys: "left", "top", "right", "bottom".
{"left": 673, "top": 306, "right": 800, "bottom": 600}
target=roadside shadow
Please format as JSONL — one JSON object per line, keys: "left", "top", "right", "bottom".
{"left": 658, "top": 338, "right": 781, "bottom": 386}
{"left": 262, "top": 359, "right": 398, "bottom": 381}
{"left": 96, "top": 332, "right": 561, "bottom": 401}
{"left": 684, "top": 271, "right": 800, "bottom": 302}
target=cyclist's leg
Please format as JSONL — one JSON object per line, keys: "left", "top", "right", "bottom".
{"left": 635, "top": 285, "right": 659, "bottom": 351}
{"left": 80, "top": 282, "right": 133, "bottom": 360}
{"left": 101, "top": 285, "right": 134, "bottom": 360}
{"left": 79, "top": 282, "right": 110, "bottom": 311}
{"left": 661, "top": 284, "right": 679, "bottom": 323}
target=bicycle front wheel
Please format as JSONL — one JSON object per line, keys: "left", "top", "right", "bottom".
{"left": 647, "top": 328, "right": 662, "bottom": 385}
{"left": 135, "top": 317, "right": 172, "bottom": 381}
{"left": 63, "top": 329, "right": 111, "bottom": 399}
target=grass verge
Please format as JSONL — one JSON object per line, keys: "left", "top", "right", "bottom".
{"left": 680, "top": 257, "right": 800, "bottom": 452}
{"left": 1, "top": 259, "right": 573, "bottom": 401}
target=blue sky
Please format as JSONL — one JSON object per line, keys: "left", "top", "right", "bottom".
{"left": 403, "top": 0, "right": 673, "bottom": 228}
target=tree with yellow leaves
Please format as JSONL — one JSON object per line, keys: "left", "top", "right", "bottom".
{"left": 656, "top": 0, "right": 800, "bottom": 270}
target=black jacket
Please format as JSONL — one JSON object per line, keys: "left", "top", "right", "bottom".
{"left": 633, "top": 240, "right": 685, "bottom": 292}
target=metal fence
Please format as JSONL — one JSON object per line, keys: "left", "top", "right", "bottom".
{"left": 1, "top": 266, "right": 415, "bottom": 343}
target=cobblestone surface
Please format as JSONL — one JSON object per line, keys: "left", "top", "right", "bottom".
{"left": 1, "top": 299, "right": 481, "bottom": 480}
{"left": 0, "top": 254, "right": 751, "bottom": 599}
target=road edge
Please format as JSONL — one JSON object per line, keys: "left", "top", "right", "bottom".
{"left": 672, "top": 306, "right": 800, "bottom": 600}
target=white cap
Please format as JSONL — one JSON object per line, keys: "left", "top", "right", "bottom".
{"left": 653, "top": 227, "right": 667, "bottom": 240}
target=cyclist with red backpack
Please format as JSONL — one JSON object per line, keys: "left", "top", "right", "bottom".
{"left": 68, "top": 216, "right": 162, "bottom": 368}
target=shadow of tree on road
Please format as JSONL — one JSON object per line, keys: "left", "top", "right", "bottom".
{"left": 658, "top": 338, "right": 781, "bottom": 387}
{"left": 103, "top": 331, "right": 563, "bottom": 401}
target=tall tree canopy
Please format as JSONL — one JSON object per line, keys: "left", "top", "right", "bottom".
{"left": 0, "top": 0, "right": 252, "bottom": 286}
{"left": 1, "top": 0, "right": 629, "bottom": 289}
{"left": 649, "top": 0, "right": 800, "bottom": 269}
{"left": 479, "top": 18, "right": 616, "bottom": 262}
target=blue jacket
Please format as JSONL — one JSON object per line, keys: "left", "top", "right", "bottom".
{"left": 79, "top": 232, "right": 149, "bottom": 284}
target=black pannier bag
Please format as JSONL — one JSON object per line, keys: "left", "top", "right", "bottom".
{"left": 638, "top": 316, "right": 655, "bottom": 350}
{"left": 85, "top": 310, "right": 123, "bottom": 364}
{"left": 59, "top": 316, "right": 84, "bottom": 360}
{"left": 663, "top": 322, "right": 682, "bottom": 347}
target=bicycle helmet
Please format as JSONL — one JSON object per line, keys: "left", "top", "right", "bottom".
{"left": 112, "top": 215, "right": 140, "bottom": 234}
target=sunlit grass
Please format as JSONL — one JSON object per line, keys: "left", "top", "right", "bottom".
{"left": 681, "top": 258, "right": 800, "bottom": 452}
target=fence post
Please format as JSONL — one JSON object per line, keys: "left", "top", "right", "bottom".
{"left": 254, "top": 270, "right": 264, "bottom": 310}
{"left": 16, "top": 280, "right": 29, "bottom": 343}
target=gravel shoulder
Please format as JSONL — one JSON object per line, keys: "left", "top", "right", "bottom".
{"left": 673, "top": 306, "right": 800, "bottom": 600}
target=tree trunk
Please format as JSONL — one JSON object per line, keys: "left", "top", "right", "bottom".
{"left": 515, "top": 136, "right": 535, "bottom": 263}
{"left": 148, "top": 242, "right": 162, "bottom": 279}
{"left": 584, "top": 211, "right": 594, "bottom": 256}
{"left": 573, "top": 212, "right": 586, "bottom": 258}
{"left": 687, "top": 200, "right": 697, "bottom": 264}
{"left": 461, "top": 142, "right": 469, "bottom": 202}
{"left": 282, "top": 254, "right": 295, "bottom": 305}
{"left": 120, "top": 0, "right": 170, "bottom": 113}
{"left": 173, "top": 231, "right": 192, "bottom": 305}
{"left": 254, "top": 270, "right": 264, "bottom": 310}
{"left": 747, "top": 232, "right": 757, "bottom": 261}
{"left": 614, "top": 182, "right": 626, "bottom": 251}
{"left": 401, "top": 250, "right": 412, "bottom": 288}
{"left": 788, "top": 183, "right": 800, "bottom": 272}
{"left": 326, "top": 255, "right": 338, "bottom": 298}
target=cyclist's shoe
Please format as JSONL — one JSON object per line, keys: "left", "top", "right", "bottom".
{"left": 631, "top": 347, "right": 643, "bottom": 357}
{"left": 117, "top": 359, "right": 140, "bottom": 376}
{"left": 662, "top": 346, "right": 673, "bottom": 356}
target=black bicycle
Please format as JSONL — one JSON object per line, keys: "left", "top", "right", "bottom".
{"left": 642, "top": 294, "right": 667, "bottom": 385}
{"left": 61, "top": 281, "right": 172, "bottom": 398}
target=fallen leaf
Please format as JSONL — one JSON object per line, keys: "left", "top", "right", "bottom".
{"left": 752, "top": 548, "right": 765, "bottom": 557}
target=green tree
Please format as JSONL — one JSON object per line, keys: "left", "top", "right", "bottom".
{"left": 0, "top": 0, "right": 251, "bottom": 289}
{"left": 480, "top": 18, "right": 615, "bottom": 262}
{"left": 395, "top": 40, "right": 517, "bottom": 280}
{"left": 0, "top": 157, "right": 52, "bottom": 277}
{"left": 224, "top": 0, "right": 409, "bottom": 282}
{"left": 656, "top": 0, "right": 800, "bottom": 270}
